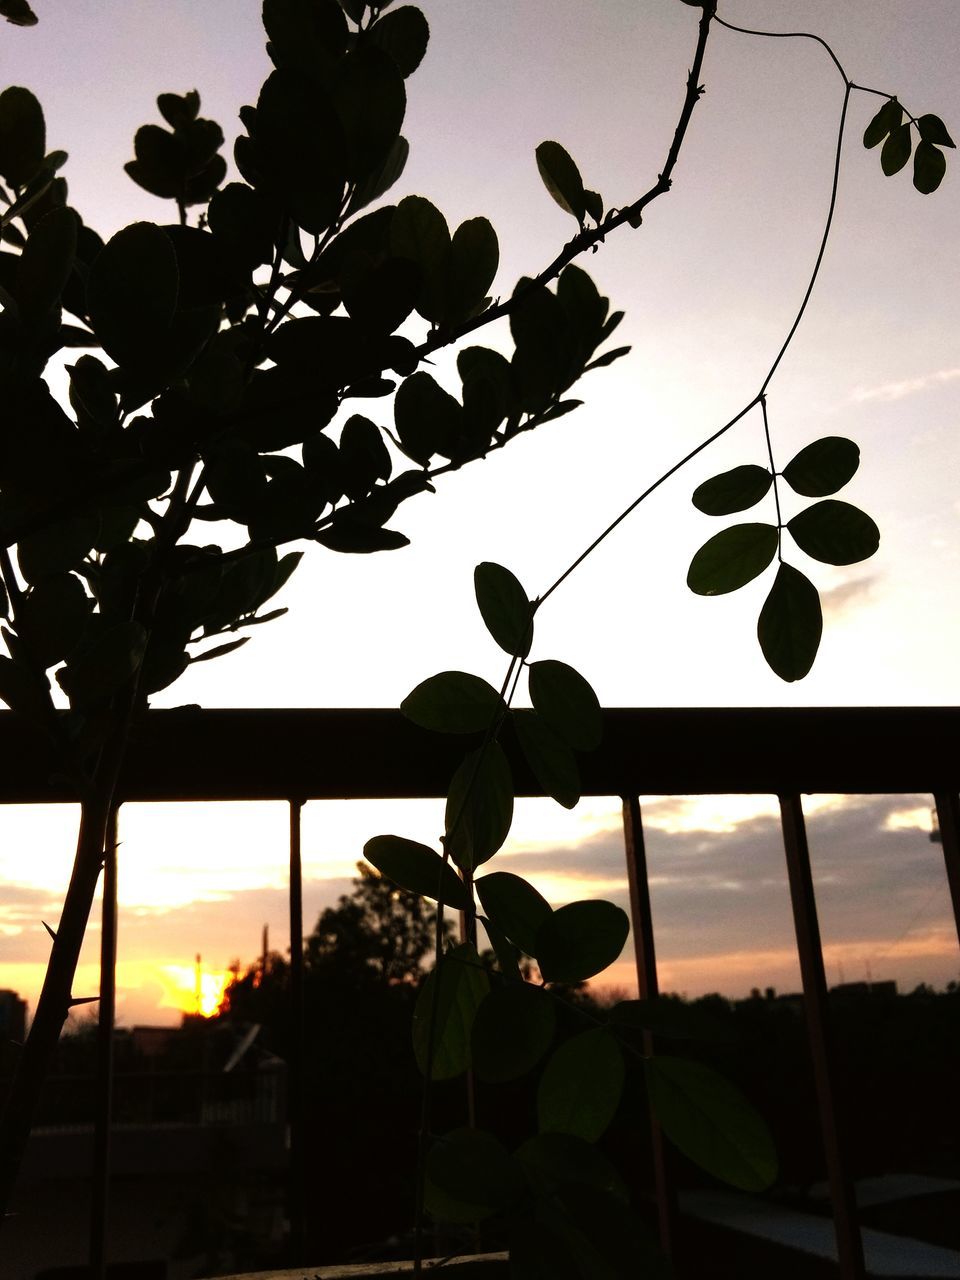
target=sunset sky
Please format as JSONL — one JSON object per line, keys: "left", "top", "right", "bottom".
{"left": 1, "top": 1, "right": 958, "bottom": 1024}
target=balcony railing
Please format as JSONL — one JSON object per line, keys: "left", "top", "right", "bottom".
{"left": 2, "top": 705, "right": 959, "bottom": 1280}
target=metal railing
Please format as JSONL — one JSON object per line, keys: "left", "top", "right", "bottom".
{"left": 2, "top": 705, "right": 959, "bottom": 1279}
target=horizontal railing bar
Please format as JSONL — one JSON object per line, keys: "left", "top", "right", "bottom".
{"left": 0, "top": 707, "right": 957, "bottom": 804}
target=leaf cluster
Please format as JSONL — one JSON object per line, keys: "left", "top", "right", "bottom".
{"left": 688, "top": 434, "right": 878, "bottom": 681}
{"left": 863, "top": 97, "right": 954, "bottom": 194}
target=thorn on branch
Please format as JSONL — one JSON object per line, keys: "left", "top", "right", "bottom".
{"left": 42, "top": 920, "right": 57, "bottom": 942}
{"left": 67, "top": 996, "right": 99, "bottom": 1008}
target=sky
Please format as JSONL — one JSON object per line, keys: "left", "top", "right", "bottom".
{"left": 1, "top": 1, "right": 958, "bottom": 1024}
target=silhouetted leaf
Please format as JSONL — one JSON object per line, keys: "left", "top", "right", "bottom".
{"left": 333, "top": 45, "right": 406, "bottom": 179}
{"left": 369, "top": 5, "right": 430, "bottom": 76}
{"left": 863, "top": 98, "right": 903, "bottom": 149}
{"left": 0, "top": 656, "right": 49, "bottom": 721}
{"left": 536, "top": 140, "right": 586, "bottom": 223}
{"left": 538, "top": 1029, "right": 625, "bottom": 1141}
{"left": 528, "top": 658, "right": 602, "bottom": 751}
{"left": 14, "top": 205, "right": 77, "bottom": 327}
{"left": 645, "top": 1055, "right": 778, "bottom": 1191}
{"left": 445, "top": 741, "right": 514, "bottom": 871}
{"left": 693, "top": 465, "right": 772, "bottom": 516}
{"left": 413, "top": 943, "right": 488, "bottom": 1080}
{"left": 472, "top": 983, "right": 556, "bottom": 1083}
{"left": 536, "top": 900, "right": 629, "bottom": 984}
{"left": 19, "top": 574, "right": 90, "bottom": 668}
{"left": 426, "top": 1126, "right": 525, "bottom": 1222}
{"left": 917, "top": 114, "right": 955, "bottom": 148}
{"left": 157, "top": 90, "right": 200, "bottom": 130}
{"left": 475, "top": 871, "right": 552, "bottom": 957}
{"left": 787, "top": 500, "right": 879, "bottom": 565}
{"left": 402, "top": 670, "right": 504, "bottom": 733}
{"left": 0, "top": 0, "right": 38, "bottom": 26}
{"left": 583, "top": 188, "right": 603, "bottom": 223}
{"left": 757, "top": 563, "right": 822, "bottom": 682}
{"left": 315, "top": 523, "right": 409, "bottom": 552}
{"left": 445, "top": 216, "right": 498, "bottom": 323}
{"left": 516, "top": 1132, "right": 628, "bottom": 1203}
{"left": 346, "top": 134, "right": 409, "bottom": 214}
{"left": 390, "top": 194, "right": 449, "bottom": 322}
{"left": 341, "top": 255, "right": 419, "bottom": 335}
{"left": 338, "top": 414, "right": 392, "bottom": 498}
{"left": 87, "top": 222, "right": 179, "bottom": 363}
{"left": 57, "top": 621, "right": 147, "bottom": 709}
{"left": 393, "top": 368, "right": 462, "bottom": 463}
{"left": 208, "top": 182, "right": 276, "bottom": 268}
{"left": 263, "top": 0, "right": 349, "bottom": 73}
{"left": 18, "top": 515, "right": 99, "bottom": 583}
{"left": 474, "top": 561, "right": 533, "bottom": 657}
{"left": 0, "top": 86, "right": 45, "bottom": 187}
{"left": 687, "top": 523, "right": 778, "bottom": 595}
{"left": 781, "top": 436, "right": 859, "bottom": 497}
{"left": 363, "top": 834, "right": 468, "bottom": 909}
{"left": 881, "top": 122, "right": 912, "bottom": 175}
{"left": 513, "top": 710, "right": 580, "bottom": 809}
{"left": 582, "top": 344, "right": 631, "bottom": 371}
{"left": 913, "top": 140, "right": 947, "bottom": 194}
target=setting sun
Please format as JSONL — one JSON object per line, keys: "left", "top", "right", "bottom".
{"left": 157, "top": 963, "right": 230, "bottom": 1019}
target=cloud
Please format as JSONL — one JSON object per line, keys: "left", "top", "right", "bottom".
{"left": 820, "top": 575, "right": 878, "bottom": 620}
{"left": 848, "top": 367, "right": 960, "bottom": 404}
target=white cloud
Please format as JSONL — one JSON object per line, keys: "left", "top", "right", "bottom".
{"left": 849, "top": 367, "right": 960, "bottom": 404}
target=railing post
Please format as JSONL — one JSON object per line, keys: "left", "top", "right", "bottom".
{"left": 288, "top": 798, "right": 306, "bottom": 1262}
{"left": 622, "top": 795, "right": 678, "bottom": 1263}
{"left": 779, "top": 793, "right": 865, "bottom": 1280}
{"left": 90, "top": 803, "right": 119, "bottom": 1280}
{"left": 933, "top": 792, "right": 960, "bottom": 948}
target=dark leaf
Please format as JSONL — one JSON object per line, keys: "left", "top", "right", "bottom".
{"left": 207, "top": 182, "right": 276, "bottom": 268}
{"left": 18, "top": 515, "right": 99, "bottom": 583}
{"left": 389, "top": 194, "right": 449, "bottom": 322}
{"left": 913, "top": 140, "right": 947, "bottom": 194}
{"left": 333, "top": 45, "right": 406, "bottom": 180}
{"left": 315, "top": 523, "right": 409, "bottom": 552}
{"left": 538, "top": 1029, "right": 625, "bottom": 1141}
{"left": 475, "top": 871, "right": 552, "bottom": 957}
{"left": 787, "top": 499, "right": 880, "bottom": 565}
{"left": 781, "top": 436, "right": 860, "bottom": 497}
{"left": 687, "top": 523, "right": 778, "bottom": 596}
{"left": 516, "top": 1132, "right": 628, "bottom": 1203}
{"left": 87, "top": 222, "right": 179, "bottom": 364}
{"left": 474, "top": 561, "right": 533, "bottom": 657}
{"left": 18, "top": 574, "right": 90, "bottom": 668}
{"left": 880, "top": 122, "right": 912, "bottom": 176}
{"left": 582, "top": 188, "right": 603, "bottom": 223}
{"left": 644, "top": 1055, "right": 778, "bottom": 1191}
{"left": 692, "top": 464, "right": 772, "bottom": 516}
{"left": 0, "top": 656, "right": 49, "bottom": 721}
{"left": 426, "top": 1126, "right": 525, "bottom": 1223}
{"left": 412, "top": 942, "right": 488, "bottom": 1080}
{"left": 535, "top": 140, "right": 586, "bottom": 223}
{"left": 345, "top": 134, "right": 409, "bottom": 215}
{"left": 393, "top": 368, "right": 462, "bottom": 463}
{"left": 340, "top": 255, "right": 419, "bottom": 335}
{"left": 401, "top": 669, "right": 504, "bottom": 733}
{"left": 472, "top": 983, "right": 556, "bottom": 1083}
{"left": 14, "top": 205, "right": 77, "bottom": 328}
{"left": 0, "top": 86, "right": 45, "bottom": 187}
{"left": 338, "top": 414, "right": 392, "bottom": 498}
{"left": 917, "top": 113, "right": 955, "bottom": 148}
{"left": 57, "top": 621, "right": 147, "bottom": 709}
{"left": 444, "top": 741, "right": 514, "bottom": 872}
{"left": 263, "top": 0, "right": 349, "bottom": 73}
{"left": 369, "top": 6, "right": 430, "bottom": 76}
{"left": 445, "top": 216, "right": 499, "bottom": 324}
{"left": 363, "top": 833, "right": 468, "bottom": 909}
{"left": 862, "top": 97, "right": 903, "bottom": 149}
{"left": 513, "top": 710, "right": 580, "bottom": 809}
{"left": 157, "top": 90, "right": 200, "bottom": 130}
{"left": 536, "top": 900, "right": 629, "bottom": 985}
{"left": 757, "top": 562, "right": 823, "bottom": 682}
{"left": 0, "top": 0, "right": 39, "bottom": 25}
{"left": 528, "top": 658, "right": 602, "bottom": 751}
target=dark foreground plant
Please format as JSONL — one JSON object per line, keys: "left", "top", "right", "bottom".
{"left": 0, "top": 1, "right": 952, "bottom": 1272}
